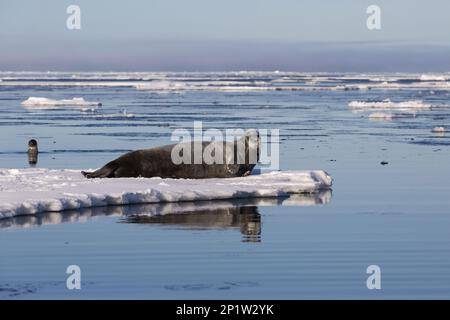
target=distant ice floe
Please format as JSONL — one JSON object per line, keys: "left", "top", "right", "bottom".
{"left": 135, "top": 80, "right": 282, "bottom": 92}
{"left": 2, "top": 71, "right": 450, "bottom": 92}
{"left": 333, "top": 85, "right": 370, "bottom": 91}
{"left": 419, "top": 74, "right": 448, "bottom": 81}
{"left": 349, "top": 99, "right": 443, "bottom": 121}
{"left": 367, "top": 112, "right": 416, "bottom": 121}
{"left": 83, "top": 109, "right": 135, "bottom": 119}
{"left": 432, "top": 126, "right": 446, "bottom": 133}
{"left": 367, "top": 112, "right": 395, "bottom": 121}
{"left": 348, "top": 99, "right": 431, "bottom": 111}
{"left": 21, "top": 97, "right": 102, "bottom": 111}
{"left": 135, "top": 80, "right": 192, "bottom": 91}
{"left": 0, "top": 169, "right": 332, "bottom": 219}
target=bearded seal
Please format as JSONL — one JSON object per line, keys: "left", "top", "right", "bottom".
{"left": 28, "top": 139, "right": 38, "bottom": 165}
{"left": 82, "top": 130, "right": 260, "bottom": 179}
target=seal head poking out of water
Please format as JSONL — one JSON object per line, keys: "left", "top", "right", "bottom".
{"left": 28, "top": 139, "right": 38, "bottom": 165}
{"left": 82, "top": 130, "right": 260, "bottom": 179}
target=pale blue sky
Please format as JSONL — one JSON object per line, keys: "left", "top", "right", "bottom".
{"left": 1, "top": 0, "right": 450, "bottom": 71}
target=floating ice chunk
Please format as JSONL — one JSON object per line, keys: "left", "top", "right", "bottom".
{"left": 82, "top": 111, "right": 135, "bottom": 119}
{"left": 21, "top": 97, "right": 102, "bottom": 110}
{"left": 432, "top": 127, "right": 446, "bottom": 133}
{"left": 120, "top": 109, "right": 135, "bottom": 118}
{"left": 368, "top": 112, "right": 394, "bottom": 120}
{"left": 367, "top": 112, "right": 416, "bottom": 120}
{"left": 0, "top": 169, "right": 332, "bottom": 219}
{"left": 420, "top": 74, "right": 447, "bottom": 81}
{"left": 348, "top": 99, "right": 431, "bottom": 110}
{"left": 334, "top": 85, "right": 370, "bottom": 91}
{"left": 135, "top": 80, "right": 191, "bottom": 91}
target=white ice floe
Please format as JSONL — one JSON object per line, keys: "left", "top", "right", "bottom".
{"left": 419, "top": 74, "right": 447, "bottom": 81}
{"left": 371, "top": 81, "right": 450, "bottom": 90}
{"left": 135, "top": 80, "right": 280, "bottom": 92}
{"left": 135, "top": 80, "right": 192, "bottom": 91}
{"left": 367, "top": 112, "right": 416, "bottom": 121}
{"left": 81, "top": 110, "right": 135, "bottom": 119}
{"left": 334, "top": 84, "right": 370, "bottom": 91}
{"left": 432, "top": 126, "right": 446, "bottom": 133}
{"left": 368, "top": 112, "right": 394, "bottom": 120}
{"left": 21, "top": 97, "right": 102, "bottom": 110}
{"left": 348, "top": 99, "right": 431, "bottom": 111}
{"left": 0, "top": 169, "right": 332, "bottom": 219}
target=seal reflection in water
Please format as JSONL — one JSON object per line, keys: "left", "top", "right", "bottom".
{"left": 0, "top": 203, "right": 262, "bottom": 241}
{"left": 27, "top": 139, "right": 38, "bottom": 166}
{"left": 126, "top": 206, "right": 262, "bottom": 242}
{"left": 82, "top": 130, "right": 260, "bottom": 179}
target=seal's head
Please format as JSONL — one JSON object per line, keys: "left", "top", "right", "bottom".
{"left": 28, "top": 139, "right": 38, "bottom": 150}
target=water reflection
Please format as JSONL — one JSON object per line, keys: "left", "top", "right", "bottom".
{"left": 0, "top": 191, "right": 331, "bottom": 241}
{"left": 127, "top": 205, "right": 262, "bottom": 242}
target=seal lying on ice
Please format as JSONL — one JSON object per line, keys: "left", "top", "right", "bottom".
{"left": 82, "top": 130, "right": 260, "bottom": 179}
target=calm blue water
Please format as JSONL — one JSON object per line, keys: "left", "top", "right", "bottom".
{"left": 0, "top": 72, "right": 449, "bottom": 299}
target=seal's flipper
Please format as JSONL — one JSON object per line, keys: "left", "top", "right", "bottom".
{"left": 81, "top": 164, "right": 117, "bottom": 178}
{"left": 81, "top": 170, "right": 91, "bottom": 177}
{"left": 243, "top": 170, "right": 251, "bottom": 176}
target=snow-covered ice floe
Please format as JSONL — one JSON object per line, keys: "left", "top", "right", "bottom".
{"left": 21, "top": 97, "right": 102, "bottom": 111}
{"left": 0, "top": 169, "right": 332, "bottom": 219}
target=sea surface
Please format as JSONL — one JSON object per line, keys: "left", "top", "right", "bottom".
{"left": 0, "top": 71, "right": 449, "bottom": 299}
